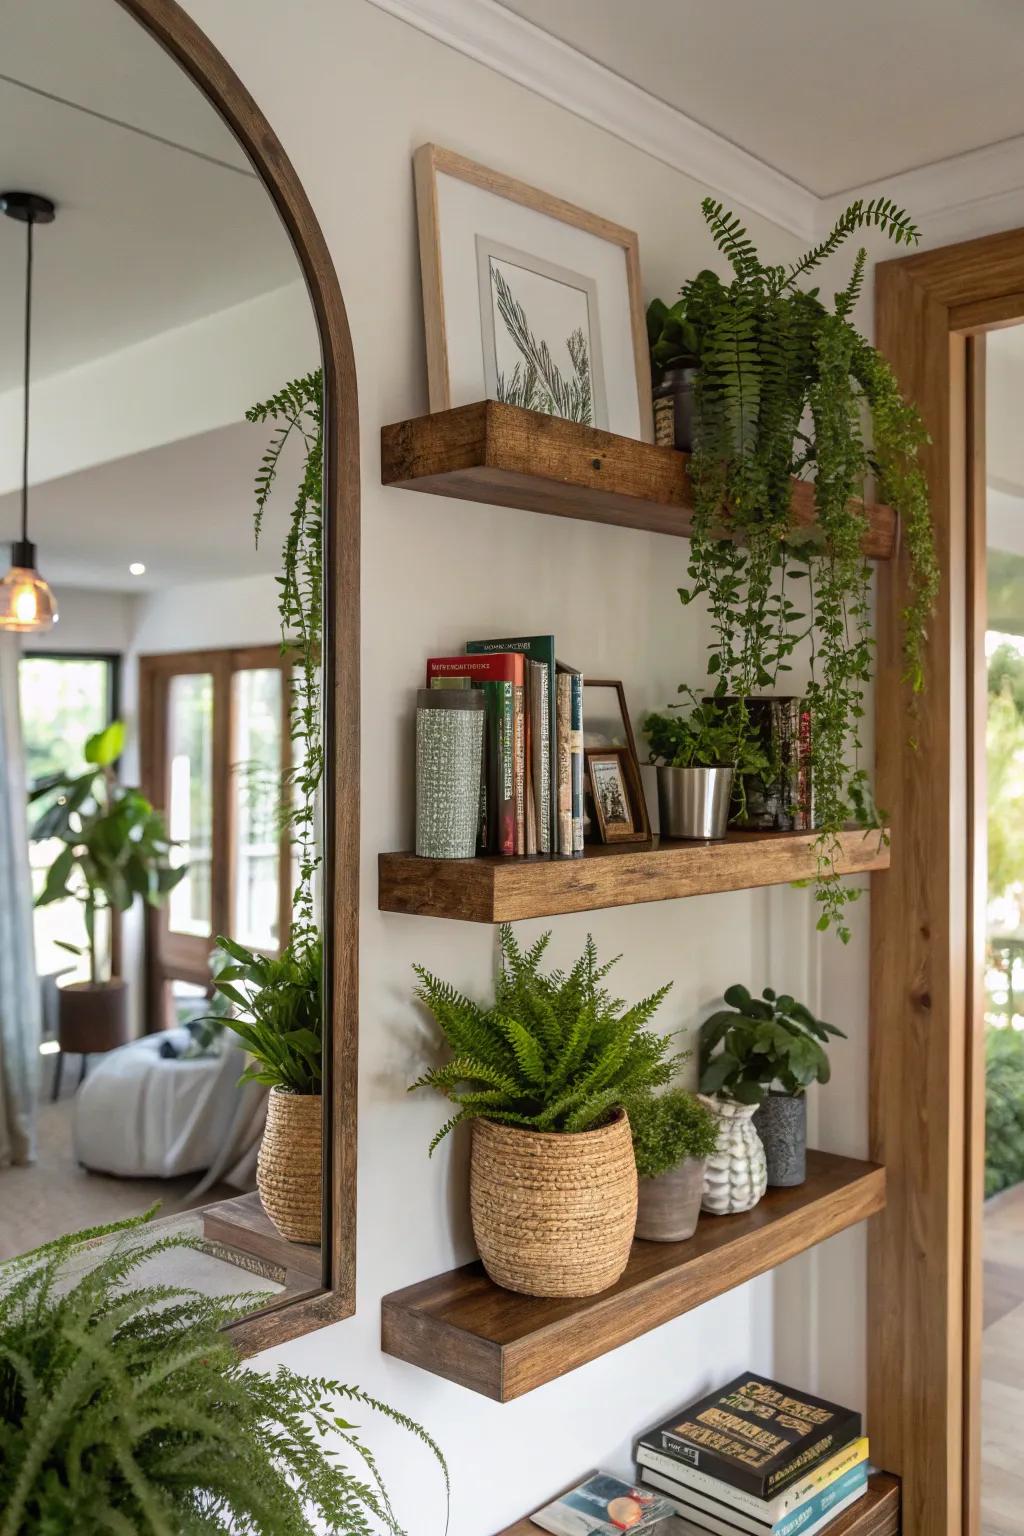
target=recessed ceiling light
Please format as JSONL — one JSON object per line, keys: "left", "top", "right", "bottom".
{"left": 129, "top": 562, "right": 146, "bottom": 576}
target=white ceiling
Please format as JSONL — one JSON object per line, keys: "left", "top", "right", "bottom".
{"left": 0, "top": 0, "right": 300, "bottom": 389}
{"left": 0, "top": 422, "right": 294, "bottom": 592}
{"left": 496, "top": 0, "right": 1024, "bottom": 197}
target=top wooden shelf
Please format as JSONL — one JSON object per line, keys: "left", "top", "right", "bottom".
{"left": 381, "top": 400, "right": 897, "bottom": 560}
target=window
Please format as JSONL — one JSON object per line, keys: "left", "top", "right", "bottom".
{"left": 139, "top": 647, "right": 292, "bottom": 1029}
{"left": 18, "top": 653, "right": 119, "bottom": 984}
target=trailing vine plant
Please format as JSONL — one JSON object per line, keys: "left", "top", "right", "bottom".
{"left": 246, "top": 370, "right": 324, "bottom": 952}
{"left": 658, "top": 198, "right": 938, "bottom": 941}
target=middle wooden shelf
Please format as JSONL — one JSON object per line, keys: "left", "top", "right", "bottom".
{"left": 379, "top": 826, "right": 891, "bottom": 923}
{"left": 381, "top": 1150, "right": 885, "bottom": 1401}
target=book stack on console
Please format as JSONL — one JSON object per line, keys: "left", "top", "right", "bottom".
{"left": 425, "top": 634, "right": 583, "bottom": 857}
{"left": 635, "top": 1374, "right": 869, "bottom": 1536}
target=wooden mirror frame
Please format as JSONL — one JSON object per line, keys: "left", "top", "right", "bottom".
{"left": 115, "top": 0, "right": 359, "bottom": 1353}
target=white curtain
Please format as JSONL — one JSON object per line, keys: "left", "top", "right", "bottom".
{"left": 0, "top": 635, "right": 40, "bottom": 1166}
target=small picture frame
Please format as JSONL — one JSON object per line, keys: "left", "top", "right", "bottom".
{"left": 583, "top": 678, "right": 650, "bottom": 845}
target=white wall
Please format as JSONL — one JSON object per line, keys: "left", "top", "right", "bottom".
{"left": 158, "top": 4, "right": 878, "bottom": 1531}
{"left": 25, "top": 586, "right": 137, "bottom": 657}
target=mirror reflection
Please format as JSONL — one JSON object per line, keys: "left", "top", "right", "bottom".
{"left": 0, "top": 0, "right": 326, "bottom": 1318}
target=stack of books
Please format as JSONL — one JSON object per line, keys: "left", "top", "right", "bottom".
{"left": 634, "top": 1374, "right": 869, "bottom": 1536}
{"left": 426, "top": 634, "right": 583, "bottom": 857}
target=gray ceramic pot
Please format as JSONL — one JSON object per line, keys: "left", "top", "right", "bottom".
{"left": 635, "top": 1156, "right": 706, "bottom": 1242}
{"left": 657, "top": 765, "right": 734, "bottom": 840}
{"left": 753, "top": 1092, "right": 807, "bottom": 1186}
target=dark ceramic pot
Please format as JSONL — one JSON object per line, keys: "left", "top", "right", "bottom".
{"left": 653, "top": 365, "right": 698, "bottom": 451}
{"left": 58, "top": 979, "right": 129, "bottom": 1056}
{"left": 753, "top": 1092, "right": 807, "bottom": 1187}
{"left": 635, "top": 1156, "right": 706, "bottom": 1242}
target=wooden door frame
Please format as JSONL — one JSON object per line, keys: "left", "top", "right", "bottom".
{"left": 118, "top": 0, "right": 360, "bottom": 1354}
{"left": 871, "top": 229, "right": 1024, "bottom": 1536}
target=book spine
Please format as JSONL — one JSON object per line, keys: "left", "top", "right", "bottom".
{"left": 524, "top": 671, "right": 537, "bottom": 856}
{"left": 795, "top": 705, "right": 813, "bottom": 830}
{"left": 513, "top": 681, "right": 526, "bottom": 855}
{"left": 556, "top": 671, "right": 572, "bottom": 855}
{"left": 658, "top": 1431, "right": 767, "bottom": 1498}
{"left": 640, "top": 1474, "right": 867, "bottom": 1536}
{"left": 570, "top": 672, "right": 584, "bottom": 855}
{"left": 530, "top": 662, "right": 551, "bottom": 854}
{"left": 636, "top": 1439, "right": 868, "bottom": 1522}
{"left": 776, "top": 1465, "right": 868, "bottom": 1536}
{"left": 497, "top": 681, "right": 515, "bottom": 856}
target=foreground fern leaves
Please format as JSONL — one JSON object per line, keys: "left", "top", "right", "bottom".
{"left": 0, "top": 1214, "right": 448, "bottom": 1535}
{"left": 411, "top": 925, "right": 679, "bottom": 1152}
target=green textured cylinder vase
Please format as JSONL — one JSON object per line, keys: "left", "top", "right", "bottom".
{"left": 415, "top": 687, "right": 485, "bottom": 859}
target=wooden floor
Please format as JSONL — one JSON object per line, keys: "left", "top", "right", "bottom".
{"left": 984, "top": 1182, "right": 1024, "bottom": 1536}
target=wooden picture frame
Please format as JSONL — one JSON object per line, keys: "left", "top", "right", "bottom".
{"left": 586, "top": 748, "right": 647, "bottom": 844}
{"left": 413, "top": 144, "right": 654, "bottom": 442}
{"left": 582, "top": 678, "right": 650, "bottom": 845}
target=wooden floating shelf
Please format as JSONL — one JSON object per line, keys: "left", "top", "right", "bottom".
{"left": 379, "top": 827, "right": 891, "bottom": 924}
{"left": 497, "top": 1471, "right": 900, "bottom": 1536}
{"left": 381, "top": 400, "right": 897, "bottom": 560}
{"left": 381, "top": 1150, "right": 885, "bottom": 1402}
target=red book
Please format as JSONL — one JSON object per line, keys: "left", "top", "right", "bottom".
{"left": 426, "top": 653, "right": 524, "bottom": 855}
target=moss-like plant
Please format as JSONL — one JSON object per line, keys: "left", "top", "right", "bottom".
{"left": 411, "top": 925, "right": 678, "bottom": 1152}
{"left": 629, "top": 1089, "right": 719, "bottom": 1180}
{"left": 0, "top": 1216, "right": 447, "bottom": 1535}
{"left": 658, "top": 198, "right": 938, "bottom": 941}
{"left": 698, "top": 983, "right": 846, "bottom": 1105}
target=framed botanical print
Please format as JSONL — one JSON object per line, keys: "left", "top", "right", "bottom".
{"left": 413, "top": 144, "right": 653, "bottom": 441}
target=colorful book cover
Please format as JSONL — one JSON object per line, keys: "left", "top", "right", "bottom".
{"left": 638, "top": 1460, "right": 869, "bottom": 1536}
{"left": 514, "top": 677, "right": 526, "bottom": 855}
{"left": 639, "top": 1470, "right": 867, "bottom": 1536}
{"left": 556, "top": 670, "right": 572, "bottom": 855}
{"left": 635, "top": 1437, "right": 869, "bottom": 1524}
{"left": 637, "top": 1374, "right": 861, "bottom": 1499}
{"left": 528, "top": 658, "right": 552, "bottom": 854}
{"left": 530, "top": 1472, "right": 675, "bottom": 1536}
{"left": 468, "top": 636, "right": 557, "bottom": 851}
{"left": 426, "top": 653, "right": 522, "bottom": 855}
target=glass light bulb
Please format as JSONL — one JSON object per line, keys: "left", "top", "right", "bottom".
{"left": 0, "top": 564, "right": 58, "bottom": 632}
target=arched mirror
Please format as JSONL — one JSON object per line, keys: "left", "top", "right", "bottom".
{"left": 0, "top": 0, "right": 358, "bottom": 1349}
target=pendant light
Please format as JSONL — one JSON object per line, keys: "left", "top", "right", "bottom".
{"left": 0, "top": 191, "right": 57, "bottom": 632}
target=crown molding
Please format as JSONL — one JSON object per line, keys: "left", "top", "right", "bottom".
{"left": 367, "top": 0, "right": 1024, "bottom": 250}
{"left": 363, "top": 0, "right": 818, "bottom": 241}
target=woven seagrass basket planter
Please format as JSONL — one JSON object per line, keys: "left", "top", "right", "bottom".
{"left": 257, "top": 1087, "right": 323, "bottom": 1244}
{"left": 469, "top": 1110, "right": 638, "bottom": 1298}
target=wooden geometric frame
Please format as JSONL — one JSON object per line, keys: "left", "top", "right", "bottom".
{"left": 871, "top": 227, "right": 1024, "bottom": 1536}
{"left": 116, "top": 0, "right": 360, "bottom": 1354}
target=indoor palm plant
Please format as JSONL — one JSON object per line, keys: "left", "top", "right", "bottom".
{"left": 647, "top": 197, "right": 939, "bottom": 940}
{"left": 29, "top": 720, "right": 183, "bottom": 1055}
{"left": 628, "top": 1088, "right": 719, "bottom": 1242}
{"left": 0, "top": 1215, "right": 447, "bottom": 1535}
{"left": 699, "top": 983, "right": 845, "bottom": 1187}
{"left": 411, "top": 925, "right": 678, "bottom": 1298}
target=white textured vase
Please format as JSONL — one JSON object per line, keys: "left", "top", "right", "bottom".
{"left": 699, "top": 1094, "right": 768, "bottom": 1215}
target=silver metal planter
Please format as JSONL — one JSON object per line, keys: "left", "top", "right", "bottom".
{"left": 656, "top": 765, "right": 734, "bottom": 840}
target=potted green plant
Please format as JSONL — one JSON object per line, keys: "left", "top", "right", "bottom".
{"left": 29, "top": 720, "right": 183, "bottom": 1058}
{"left": 647, "top": 296, "right": 700, "bottom": 450}
{"left": 0, "top": 1215, "right": 447, "bottom": 1534}
{"left": 699, "top": 983, "right": 846, "bottom": 1187}
{"left": 659, "top": 197, "right": 939, "bottom": 939}
{"left": 411, "top": 925, "right": 678, "bottom": 1298}
{"left": 204, "top": 935, "right": 322, "bottom": 1243}
{"left": 644, "top": 691, "right": 769, "bottom": 839}
{"left": 629, "top": 1088, "right": 719, "bottom": 1242}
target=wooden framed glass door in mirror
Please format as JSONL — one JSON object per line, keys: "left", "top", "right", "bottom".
{"left": 0, "top": 0, "right": 358, "bottom": 1352}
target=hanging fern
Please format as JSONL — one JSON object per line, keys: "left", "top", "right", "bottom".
{"left": 246, "top": 371, "right": 324, "bottom": 951}
{"left": 650, "top": 196, "right": 936, "bottom": 941}
{"left": 0, "top": 1215, "right": 448, "bottom": 1535}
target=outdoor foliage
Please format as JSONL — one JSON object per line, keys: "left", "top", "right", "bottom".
{"left": 200, "top": 933, "right": 323, "bottom": 1094}
{"left": 648, "top": 196, "right": 938, "bottom": 941}
{"left": 988, "top": 644, "right": 1024, "bottom": 904}
{"left": 411, "top": 925, "right": 679, "bottom": 1152}
{"left": 628, "top": 1088, "right": 719, "bottom": 1180}
{"left": 699, "top": 983, "right": 846, "bottom": 1105}
{"left": 986, "top": 1026, "right": 1024, "bottom": 1199}
{"left": 0, "top": 1215, "right": 448, "bottom": 1536}
{"left": 28, "top": 721, "right": 183, "bottom": 985}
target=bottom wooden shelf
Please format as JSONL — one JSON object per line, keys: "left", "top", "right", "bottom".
{"left": 498, "top": 1470, "right": 900, "bottom": 1536}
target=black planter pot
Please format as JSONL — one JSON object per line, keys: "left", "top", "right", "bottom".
{"left": 653, "top": 365, "right": 697, "bottom": 451}
{"left": 753, "top": 1092, "right": 807, "bottom": 1187}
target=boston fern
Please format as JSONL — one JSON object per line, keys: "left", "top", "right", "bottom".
{"left": 665, "top": 197, "right": 938, "bottom": 941}
{"left": 411, "top": 926, "right": 678, "bottom": 1151}
{"left": 0, "top": 1217, "right": 448, "bottom": 1535}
